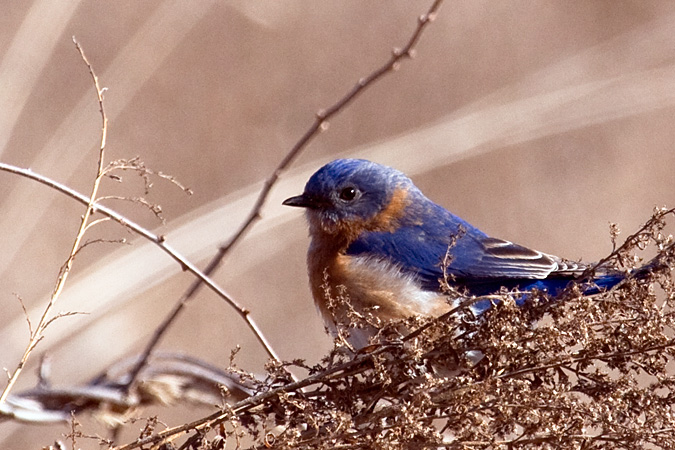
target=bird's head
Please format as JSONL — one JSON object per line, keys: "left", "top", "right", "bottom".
{"left": 283, "top": 159, "right": 414, "bottom": 240}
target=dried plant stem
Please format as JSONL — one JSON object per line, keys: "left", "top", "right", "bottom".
{"left": 0, "top": 163, "right": 281, "bottom": 364}
{"left": 0, "top": 39, "right": 107, "bottom": 406}
{"left": 581, "top": 206, "right": 675, "bottom": 279}
{"left": 498, "top": 338, "right": 675, "bottom": 380}
{"left": 112, "top": 345, "right": 393, "bottom": 450}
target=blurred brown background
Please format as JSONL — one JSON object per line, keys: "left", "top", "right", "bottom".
{"left": 2, "top": 1, "right": 675, "bottom": 447}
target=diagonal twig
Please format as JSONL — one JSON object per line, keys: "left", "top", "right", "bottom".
{"left": 0, "top": 161, "right": 281, "bottom": 365}
{"left": 0, "top": 38, "right": 108, "bottom": 406}
{"left": 580, "top": 207, "right": 675, "bottom": 280}
{"left": 122, "top": 0, "right": 446, "bottom": 392}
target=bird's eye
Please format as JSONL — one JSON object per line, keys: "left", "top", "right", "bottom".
{"left": 338, "top": 186, "right": 358, "bottom": 202}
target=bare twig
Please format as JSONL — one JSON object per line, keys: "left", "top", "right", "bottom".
{"left": 221, "top": 0, "right": 444, "bottom": 259}
{"left": 103, "top": 157, "right": 193, "bottom": 195}
{"left": 111, "top": 346, "right": 394, "bottom": 450}
{"left": 581, "top": 206, "right": 675, "bottom": 279}
{"left": 98, "top": 195, "right": 165, "bottom": 221}
{"left": 0, "top": 39, "right": 108, "bottom": 406}
{"left": 14, "top": 294, "right": 33, "bottom": 337}
{"left": 497, "top": 338, "right": 675, "bottom": 380}
{"left": 0, "top": 161, "right": 281, "bottom": 364}
{"left": 0, "top": 353, "right": 256, "bottom": 424}
{"left": 122, "top": 0, "right": 445, "bottom": 392}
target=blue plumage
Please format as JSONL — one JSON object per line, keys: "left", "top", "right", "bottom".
{"left": 283, "top": 159, "right": 630, "bottom": 347}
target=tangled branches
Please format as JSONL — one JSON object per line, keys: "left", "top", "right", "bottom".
{"left": 111, "top": 207, "right": 675, "bottom": 450}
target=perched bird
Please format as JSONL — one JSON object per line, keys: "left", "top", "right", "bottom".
{"left": 283, "top": 159, "right": 632, "bottom": 349}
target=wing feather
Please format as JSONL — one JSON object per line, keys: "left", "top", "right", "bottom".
{"left": 471, "top": 237, "right": 585, "bottom": 279}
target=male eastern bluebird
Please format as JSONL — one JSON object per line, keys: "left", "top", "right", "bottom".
{"left": 283, "top": 159, "right": 647, "bottom": 349}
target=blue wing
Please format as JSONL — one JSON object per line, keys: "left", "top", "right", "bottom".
{"left": 346, "top": 204, "right": 616, "bottom": 296}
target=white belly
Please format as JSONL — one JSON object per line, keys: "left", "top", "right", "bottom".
{"left": 308, "top": 252, "right": 452, "bottom": 350}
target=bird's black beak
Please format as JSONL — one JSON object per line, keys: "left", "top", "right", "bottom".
{"left": 283, "top": 194, "right": 315, "bottom": 208}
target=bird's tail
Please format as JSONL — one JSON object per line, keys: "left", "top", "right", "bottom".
{"left": 571, "top": 243, "right": 674, "bottom": 304}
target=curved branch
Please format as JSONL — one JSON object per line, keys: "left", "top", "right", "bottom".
{"left": 0, "top": 162, "right": 282, "bottom": 363}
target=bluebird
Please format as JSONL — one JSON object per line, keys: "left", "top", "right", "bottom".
{"left": 283, "top": 159, "right": 644, "bottom": 349}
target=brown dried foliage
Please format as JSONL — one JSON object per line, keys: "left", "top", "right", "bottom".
{"left": 121, "top": 208, "right": 675, "bottom": 450}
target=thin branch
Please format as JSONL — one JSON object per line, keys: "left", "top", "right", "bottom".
{"left": 121, "top": 0, "right": 445, "bottom": 393}
{"left": 82, "top": 217, "right": 112, "bottom": 233}
{"left": 497, "top": 338, "right": 675, "bottom": 379}
{"left": 0, "top": 38, "right": 108, "bottom": 406}
{"left": 0, "top": 161, "right": 281, "bottom": 365}
{"left": 42, "top": 311, "right": 88, "bottom": 330}
{"left": 97, "top": 195, "right": 165, "bottom": 221}
{"left": 14, "top": 294, "right": 33, "bottom": 337}
{"left": 221, "top": 0, "right": 444, "bottom": 259}
{"left": 580, "top": 206, "right": 675, "bottom": 279}
{"left": 73, "top": 237, "right": 129, "bottom": 256}
{"left": 102, "top": 158, "right": 193, "bottom": 195}
{"left": 111, "top": 346, "right": 390, "bottom": 450}
{"left": 0, "top": 353, "right": 256, "bottom": 424}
